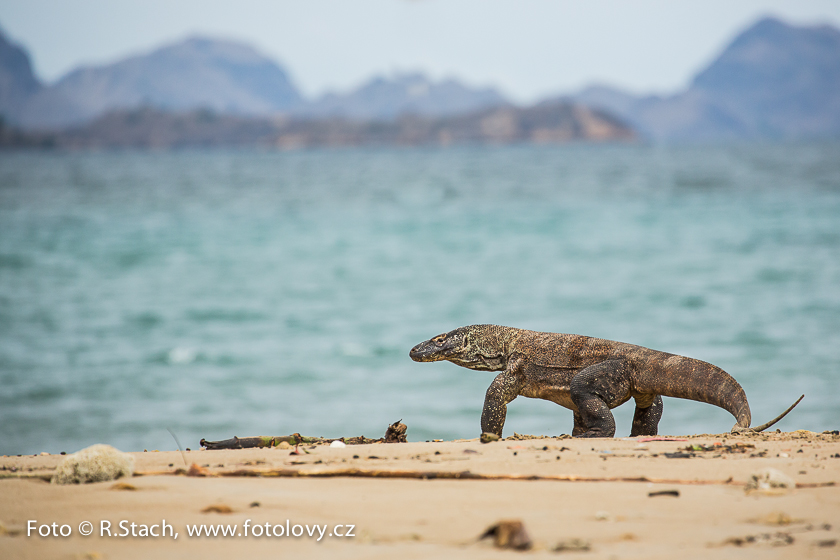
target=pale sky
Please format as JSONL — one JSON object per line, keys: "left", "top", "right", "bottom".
{"left": 1, "top": 0, "right": 839, "bottom": 103}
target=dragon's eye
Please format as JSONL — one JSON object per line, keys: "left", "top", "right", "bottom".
{"left": 432, "top": 335, "right": 446, "bottom": 345}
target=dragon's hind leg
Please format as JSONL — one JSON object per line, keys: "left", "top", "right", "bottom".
{"left": 570, "top": 359, "right": 631, "bottom": 438}
{"left": 630, "top": 394, "right": 663, "bottom": 436}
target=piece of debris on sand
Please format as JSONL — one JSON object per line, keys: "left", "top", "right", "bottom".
{"left": 480, "top": 519, "right": 532, "bottom": 550}
{"left": 554, "top": 538, "right": 592, "bottom": 552}
{"left": 201, "top": 504, "right": 234, "bottom": 514}
{"left": 384, "top": 420, "right": 408, "bottom": 443}
{"left": 51, "top": 444, "right": 135, "bottom": 485}
{"left": 722, "top": 532, "right": 794, "bottom": 547}
{"left": 745, "top": 468, "right": 795, "bottom": 495}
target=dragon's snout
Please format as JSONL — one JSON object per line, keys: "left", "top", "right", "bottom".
{"left": 409, "top": 342, "right": 436, "bottom": 362}
{"left": 409, "top": 337, "right": 453, "bottom": 362}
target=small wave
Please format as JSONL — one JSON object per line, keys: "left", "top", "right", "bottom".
{"left": 337, "top": 343, "right": 400, "bottom": 358}
{"left": 148, "top": 348, "right": 255, "bottom": 366}
{"left": 339, "top": 342, "right": 372, "bottom": 358}
{"left": 0, "top": 254, "right": 30, "bottom": 269}
{"left": 186, "top": 309, "right": 269, "bottom": 323}
{"left": 124, "top": 312, "right": 163, "bottom": 331}
{"left": 680, "top": 295, "right": 706, "bottom": 309}
{"left": 756, "top": 268, "right": 797, "bottom": 283}
{"left": 114, "top": 251, "right": 153, "bottom": 269}
{"left": 166, "top": 347, "right": 198, "bottom": 364}
{"left": 733, "top": 330, "right": 776, "bottom": 348}
{"left": 23, "top": 386, "right": 65, "bottom": 402}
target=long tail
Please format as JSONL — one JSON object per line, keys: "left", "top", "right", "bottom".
{"left": 738, "top": 395, "right": 804, "bottom": 433}
{"left": 630, "top": 350, "right": 804, "bottom": 433}
{"left": 632, "top": 353, "right": 753, "bottom": 427}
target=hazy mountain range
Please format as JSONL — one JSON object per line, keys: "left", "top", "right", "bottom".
{"left": 0, "top": 31, "right": 509, "bottom": 131}
{"left": 1, "top": 16, "right": 839, "bottom": 143}
{"left": 567, "top": 17, "right": 840, "bottom": 142}
{"left": 293, "top": 73, "right": 507, "bottom": 122}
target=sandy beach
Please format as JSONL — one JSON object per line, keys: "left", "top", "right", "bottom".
{"left": 1, "top": 430, "right": 838, "bottom": 559}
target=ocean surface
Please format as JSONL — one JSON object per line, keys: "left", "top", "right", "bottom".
{"left": 1, "top": 143, "right": 839, "bottom": 455}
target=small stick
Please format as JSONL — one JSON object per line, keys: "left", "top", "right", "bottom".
{"left": 167, "top": 428, "right": 188, "bottom": 467}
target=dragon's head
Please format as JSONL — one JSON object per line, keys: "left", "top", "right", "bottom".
{"left": 409, "top": 325, "right": 508, "bottom": 371}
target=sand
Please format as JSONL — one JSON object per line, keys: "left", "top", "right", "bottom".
{"left": 1, "top": 430, "right": 838, "bottom": 559}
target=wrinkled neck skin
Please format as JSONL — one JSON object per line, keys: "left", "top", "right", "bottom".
{"left": 409, "top": 325, "right": 516, "bottom": 372}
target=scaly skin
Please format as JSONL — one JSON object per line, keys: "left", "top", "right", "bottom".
{"left": 409, "top": 325, "right": 802, "bottom": 438}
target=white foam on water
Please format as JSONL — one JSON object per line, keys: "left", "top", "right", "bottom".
{"left": 167, "top": 347, "right": 197, "bottom": 365}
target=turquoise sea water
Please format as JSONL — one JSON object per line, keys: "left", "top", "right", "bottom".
{"left": 1, "top": 143, "right": 839, "bottom": 455}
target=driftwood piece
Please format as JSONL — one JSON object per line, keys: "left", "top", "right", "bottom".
{"left": 199, "top": 434, "right": 320, "bottom": 450}
{"left": 10, "top": 464, "right": 835, "bottom": 489}
{"left": 212, "top": 469, "right": 732, "bottom": 484}
{"left": 200, "top": 420, "right": 408, "bottom": 450}
{"left": 132, "top": 465, "right": 835, "bottom": 488}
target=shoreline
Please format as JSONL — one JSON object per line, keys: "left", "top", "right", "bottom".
{"left": 2, "top": 431, "right": 838, "bottom": 558}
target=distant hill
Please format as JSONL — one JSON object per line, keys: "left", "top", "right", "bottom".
{"left": 294, "top": 73, "right": 508, "bottom": 121}
{"left": 691, "top": 17, "right": 840, "bottom": 139}
{"left": 15, "top": 37, "right": 304, "bottom": 130}
{"left": 0, "top": 27, "right": 42, "bottom": 123}
{"left": 569, "top": 17, "right": 840, "bottom": 142}
{"left": 30, "top": 101, "right": 635, "bottom": 150}
{"left": 1, "top": 34, "right": 512, "bottom": 131}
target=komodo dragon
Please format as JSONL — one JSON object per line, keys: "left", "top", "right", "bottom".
{"left": 409, "top": 325, "right": 803, "bottom": 438}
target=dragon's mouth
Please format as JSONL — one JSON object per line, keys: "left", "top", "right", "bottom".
{"left": 450, "top": 357, "right": 481, "bottom": 366}
{"left": 409, "top": 342, "right": 447, "bottom": 362}
{"left": 450, "top": 355, "right": 505, "bottom": 371}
